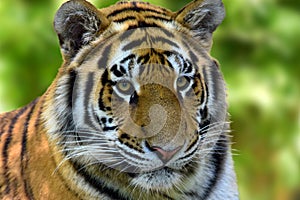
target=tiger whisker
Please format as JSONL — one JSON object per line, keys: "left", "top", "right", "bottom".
{"left": 199, "top": 121, "right": 231, "bottom": 132}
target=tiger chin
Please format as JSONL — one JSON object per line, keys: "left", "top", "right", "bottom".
{"left": 0, "top": 0, "right": 239, "bottom": 199}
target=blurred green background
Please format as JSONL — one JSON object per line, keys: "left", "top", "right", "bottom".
{"left": 0, "top": 0, "right": 299, "bottom": 199}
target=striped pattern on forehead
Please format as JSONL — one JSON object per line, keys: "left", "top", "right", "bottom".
{"left": 119, "top": 28, "right": 179, "bottom": 52}
{"left": 103, "top": 1, "right": 173, "bottom": 28}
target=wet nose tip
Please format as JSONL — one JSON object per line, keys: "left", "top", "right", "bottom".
{"left": 151, "top": 146, "right": 181, "bottom": 163}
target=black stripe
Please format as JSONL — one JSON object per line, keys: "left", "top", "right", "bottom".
{"left": 199, "top": 120, "right": 211, "bottom": 136}
{"left": 0, "top": 113, "right": 9, "bottom": 137}
{"left": 132, "top": 1, "right": 137, "bottom": 7}
{"left": 144, "top": 15, "right": 172, "bottom": 22}
{"left": 165, "top": 59, "right": 174, "bottom": 70}
{"left": 181, "top": 33, "right": 208, "bottom": 60}
{"left": 157, "top": 53, "right": 166, "bottom": 65}
{"left": 98, "top": 44, "right": 112, "bottom": 69}
{"left": 127, "top": 22, "right": 160, "bottom": 30}
{"left": 119, "top": 65, "right": 127, "bottom": 75}
{"left": 200, "top": 106, "right": 209, "bottom": 120}
{"left": 137, "top": 54, "right": 150, "bottom": 65}
{"left": 99, "top": 70, "right": 113, "bottom": 111}
{"left": 101, "top": 69, "right": 112, "bottom": 87}
{"left": 183, "top": 191, "right": 199, "bottom": 199}
{"left": 72, "top": 162, "right": 130, "bottom": 200}
{"left": 99, "top": 94, "right": 106, "bottom": 111}
{"left": 209, "top": 61, "right": 223, "bottom": 101}
{"left": 120, "top": 54, "right": 136, "bottom": 64}
{"left": 180, "top": 134, "right": 228, "bottom": 199}
{"left": 119, "top": 28, "right": 138, "bottom": 41}
{"left": 199, "top": 78, "right": 206, "bottom": 104}
{"left": 164, "top": 50, "right": 182, "bottom": 59}
{"left": 111, "top": 64, "right": 123, "bottom": 78}
{"left": 102, "top": 126, "right": 118, "bottom": 131}
{"left": 21, "top": 99, "right": 38, "bottom": 199}
{"left": 197, "top": 69, "right": 210, "bottom": 133}
{"left": 50, "top": 147, "right": 82, "bottom": 199}
{"left": 188, "top": 50, "right": 199, "bottom": 63}
{"left": 117, "top": 26, "right": 173, "bottom": 46}
{"left": 34, "top": 97, "right": 45, "bottom": 128}
{"left": 200, "top": 134, "right": 228, "bottom": 199}
{"left": 191, "top": 72, "right": 206, "bottom": 104}
{"left": 122, "top": 37, "right": 146, "bottom": 51}
{"left": 202, "top": 69, "right": 210, "bottom": 103}
{"left": 68, "top": 70, "right": 77, "bottom": 109}
{"left": 153, "top": 36, "right": 179, "bottom": 48}
{"left": 20, "top": 100, "right": 38, "bottom": 156}
{"left": 107, "top": 7, "right": 165, "bottom": 18}
{"left": 2, "top": 103, "right": 32, "bottom": 194}
{"left": 84, "top": 72, "right": 96, "bottom": 128}
{"left": 183, "top": 60, "right": 193, "bottom": 74}
{"left": 162, "top": 194, "right": 175, "bottom": 200}
{"left": 182, "top": 144, "right": 198, "bottom": 160}
{"left": 184, "top": 133, "right": 200, "bottom": 153}
{"left": 114, "top": 16, "right": 136, "bottom": 23}
{"left": 161, "top": 28, "right": 175, "bottom": 38}
{"left": 26, "top": 98, "right": 45, "bottom": 200}
{"left": 138, "top": 21, "right": 159, "bottom": 28}
{"left": 205, "top": 82, "right": 209, "bottom": 105}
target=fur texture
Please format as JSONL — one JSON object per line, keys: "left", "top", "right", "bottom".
{"left": 0, "top": 0, "right": 238, "bottom": 199}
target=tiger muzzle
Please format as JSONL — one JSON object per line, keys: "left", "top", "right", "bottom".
{"left": 128, "top": 83, "right": 185, "bottom": 150}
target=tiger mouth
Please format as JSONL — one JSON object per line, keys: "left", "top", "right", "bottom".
{"left": 129, "top": 167, "right": 184, "bottom": 190}
{"left": 127, "top": 166, "right": 174, "bottom": 177}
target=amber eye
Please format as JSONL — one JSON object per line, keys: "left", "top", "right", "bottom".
{"left": 176, "top": 76, "right": 190, "bottom": 90}
{"left": 116, "top": 80, "right": 134, "bottom": 95}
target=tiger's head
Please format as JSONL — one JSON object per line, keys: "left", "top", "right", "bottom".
{"left": 44, "top": 0, "right": 229, "bottom": 195}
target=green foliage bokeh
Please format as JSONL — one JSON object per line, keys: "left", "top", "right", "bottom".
{"left": 0, "top": 0, "right": 299, "bottom": 199}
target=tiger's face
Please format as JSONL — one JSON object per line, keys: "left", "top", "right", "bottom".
{"left": 107, "top": 51, "right": 204, "bottom": 190}
{"left": 104, "top": 39, "right": 201, "bottom": 167}
{"left": 46, "top": 0, "right": 229, "bottom": 194}
{"left": 66, "top": 28, "right": 224, "bottom": 191}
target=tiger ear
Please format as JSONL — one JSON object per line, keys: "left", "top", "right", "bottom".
{"left": 54, "top": 0, "right": 110, "bottom": 61}
{"left": 175, "top": 0, "right": 225, "bottom": 51}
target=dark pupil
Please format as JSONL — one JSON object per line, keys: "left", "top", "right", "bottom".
{"left": 122, "top": 82, "right": 128, "bottom": 88}
{"left": 177, "top": 77, "right": 188, "bottom": 89}
{"left": 178, "top": 78, "right": 184, "bottom": 84}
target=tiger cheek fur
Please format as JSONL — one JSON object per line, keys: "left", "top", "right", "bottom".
{"left": 0, "top": 0, "right": 239, "bottom": 199}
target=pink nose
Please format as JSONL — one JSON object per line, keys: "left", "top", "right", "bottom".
{"left": 152, "top": 146, "right": 181, "bottom": 163}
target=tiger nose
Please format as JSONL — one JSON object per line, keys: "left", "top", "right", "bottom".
{"left": 151, "top": 146, "right": 181, "bottom": 163}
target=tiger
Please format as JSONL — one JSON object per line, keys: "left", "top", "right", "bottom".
{"left": 0, "top": 0, "right": 239, "bottom": 199}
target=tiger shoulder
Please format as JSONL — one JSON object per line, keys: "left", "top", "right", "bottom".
{"left": 0, "top": 0, "right": 239, "bottom": 199}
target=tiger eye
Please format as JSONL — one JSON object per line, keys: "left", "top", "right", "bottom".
{"left": 176, "top": 76, "right": 190, "bottom": 90}
{"left": 117, "top": 80, "right": 134, "bottom": 95}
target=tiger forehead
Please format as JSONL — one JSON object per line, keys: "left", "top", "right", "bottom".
{"left": 110, "top": 49, "right": 191, "bottom": 88}
{"left": 101, "top": 1, "right": 173, "bottom": 23}
{"left": 133, "top": 48, "right": 173, "bottom": 64}
{"left": 113, "top": 49, "right": 177, "bottom": 76}
{"left": 115, "top": 49, "right": 186, "bottom": 74}
{"left": 135, "top": 50, "right": 177, "bottom": 82}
